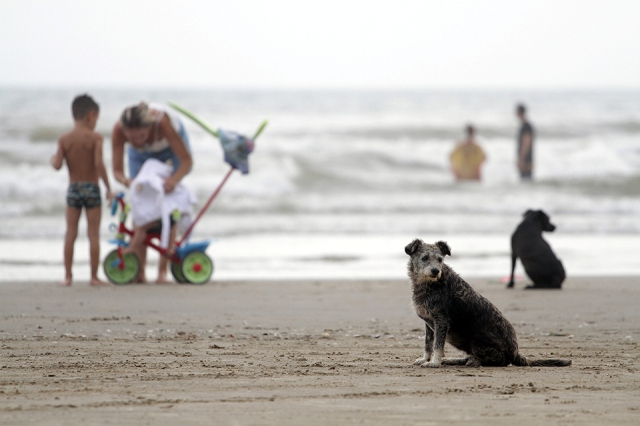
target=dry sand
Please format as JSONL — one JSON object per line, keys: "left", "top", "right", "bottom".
{"left": 1, "top": 277, "right": 639, "bottom": 425}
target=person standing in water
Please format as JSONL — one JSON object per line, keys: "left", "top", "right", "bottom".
{"left": 516, "top": 103, "right": 534, "bottom": 180}
{"left": 450, "top": 124, "right": 486, "bottom": 181}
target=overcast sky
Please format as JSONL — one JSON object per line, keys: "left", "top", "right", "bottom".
{"left": 1, "top": 0, "right": 639, "bottom": 89}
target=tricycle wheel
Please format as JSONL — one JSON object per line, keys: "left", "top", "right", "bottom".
{"left": 103, "top": 249, "right": 140, "bottom": 284}
{"left": 170, "top": 261, "right": 187, "bottom": 283}
{"left": 181, "top": 251, "right": 213, "bottom": 284}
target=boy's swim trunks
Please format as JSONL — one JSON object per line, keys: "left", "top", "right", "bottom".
{"left": 66, "top": 182, "right": 101, "bottom": 209}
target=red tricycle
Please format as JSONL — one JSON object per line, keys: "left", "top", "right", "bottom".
{"left": 102, "top": 106, "right": 266, "bottom": 285}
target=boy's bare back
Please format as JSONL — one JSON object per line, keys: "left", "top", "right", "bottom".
{"left": 56, "top": 127, "right": 104, "bottom": 184}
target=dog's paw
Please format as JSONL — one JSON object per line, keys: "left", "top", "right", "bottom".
{"left": 421, "top": 361, "right": 442, "bottom": 368}
{"left": 506, "top": 281, "right": 515, "bottom": 289}
{"left": 413, "top": 357, "right": 429, "bottom": 365}
{"left": 465, "top": 357, "right": 482, "bottom": 367}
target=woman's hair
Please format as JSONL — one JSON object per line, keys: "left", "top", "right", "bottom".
{"left": 120, "top": 102, "right": 154, "bottom": 128}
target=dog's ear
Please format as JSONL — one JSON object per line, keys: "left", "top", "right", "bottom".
{"left": 523, "top": 209, "right": 534, "bottom": 217}
{"left": 534, "top": 210, "right": 548, "bottom": 225}
{"left": 404, "top": 239, "right": 423, "bottom": 256}
{"left": 537, "top": 210, "right": 549, "bottom": 221}
{"left": 435, "top": 241, "right": 451, "bottom": 257}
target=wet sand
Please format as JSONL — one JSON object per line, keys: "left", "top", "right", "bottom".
{"left": 1, "top": 277, "right": 639, "bottom": 425}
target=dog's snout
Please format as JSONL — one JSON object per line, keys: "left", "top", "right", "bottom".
{"left": 430, "top": 268, "right": 440, "bottom": 276}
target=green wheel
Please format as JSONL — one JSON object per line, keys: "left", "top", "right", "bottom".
{"left": 103, "top": 249, "right": 140, "bottom": 285}
{"left": 181, "top": 251, "right": 213, "bottom": 284}
{"left": 171, "top": 261, "right": 187, "bottom": 283}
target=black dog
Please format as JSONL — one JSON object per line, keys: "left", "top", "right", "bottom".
{"left": 406, "top": 239, "right": 571, "bottom": 368}
{"left": 507, "top": 209, "right": 565, "bottom": 289}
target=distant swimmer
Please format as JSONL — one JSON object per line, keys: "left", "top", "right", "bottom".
{"left": 516, "top": 103, "right": 534, "bottom": 180}
{"left": 449, "top": 124, "right": 486, "bottom": 181}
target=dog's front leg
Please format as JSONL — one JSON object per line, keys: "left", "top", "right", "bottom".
{"left": 413, "top": 321, "right": 434, "bottom": 365}
{"left": 506, "top": 253, "right": 517, "bottom": 288}
{"left": 422, "top": 317, "right": 447, "bottom": 368}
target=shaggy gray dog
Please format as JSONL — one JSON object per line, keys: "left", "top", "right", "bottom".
{"left": 406, "top": 238, "right": 571, "bottom": 368}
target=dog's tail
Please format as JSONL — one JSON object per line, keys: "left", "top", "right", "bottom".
{"left": 527, "top": 359, "right": 572, "bottom": 367}
{"left": 513, "top": 354, "right": 571, "bottom": 367}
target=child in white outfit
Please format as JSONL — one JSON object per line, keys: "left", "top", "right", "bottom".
{"left": 127, "top": 159, "right": 196, "bottom": 283}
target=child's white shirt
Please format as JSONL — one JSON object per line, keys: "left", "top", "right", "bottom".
{"left": 130, "top": 159, "right": 196, "bottom": 248}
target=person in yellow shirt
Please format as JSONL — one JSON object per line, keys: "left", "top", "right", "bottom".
{"left": 450, "top": 124, "right": 486, "bottom": 181}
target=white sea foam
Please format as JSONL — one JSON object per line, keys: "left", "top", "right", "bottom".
{"left": 1, "top": 234, "right": 638, "bottom": 282}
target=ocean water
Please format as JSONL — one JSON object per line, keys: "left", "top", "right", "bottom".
{"left": 1, "top": 88, "right": 639, "bottom": 281}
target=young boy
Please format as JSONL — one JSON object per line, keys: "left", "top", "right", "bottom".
{"left": 51, "top": 94, "right": 113, "bottom": 286}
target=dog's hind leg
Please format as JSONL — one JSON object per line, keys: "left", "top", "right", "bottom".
{"left": 544, "top": 264, "right": 566, "bottom": 289}
{"left": 524, "top": 284, "right": 560, "bottom": 290}
{"left": 465, "top": 356, "right": 482, "bottom": 367}
{"left": 441, "top": 356, "right": 473, "bottom": 366}
{"left": 472, "top": 346, "right": 509, "bottom": 367}
{"left": 413, "top": 322, "right": 434, "bottom": 365}
{"left": 512, "top": 353, "right": 571, "bottom": 367}
{"left": 524, "top": 277, "right": 562, "bottom": 289}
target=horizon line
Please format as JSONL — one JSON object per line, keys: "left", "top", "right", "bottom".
{"left": 1, "top": 84, "right": 639, "bottom": 93}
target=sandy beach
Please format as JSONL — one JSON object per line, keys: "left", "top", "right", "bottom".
{"left": 1, "top": 276, "right": 639, "bottom": 425}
